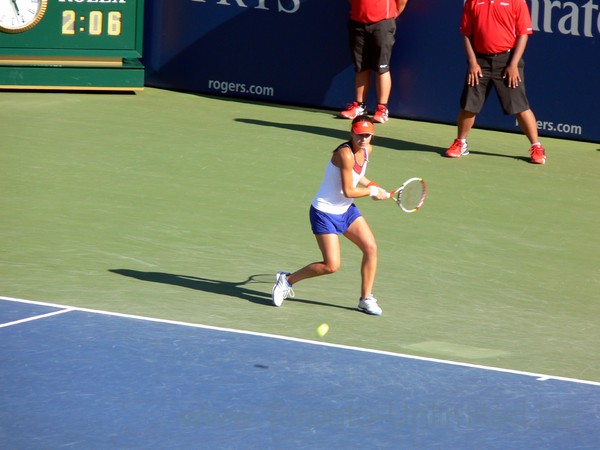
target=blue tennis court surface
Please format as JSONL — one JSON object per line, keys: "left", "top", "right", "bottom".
{"left": 1, "top": 297, "right": 599, "bottom": 449}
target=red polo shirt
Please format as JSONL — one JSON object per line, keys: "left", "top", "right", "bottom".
{"left": 350, "top": 0, "right": 399, "bottom": 24}
{"left": 460, "top": 0, "right": 533, "bottom": 54}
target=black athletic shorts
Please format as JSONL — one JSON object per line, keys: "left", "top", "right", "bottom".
{"left": 460, "top": 51, "right": 530, "bottom": 115}
{"left": 348, "top": 18, "right": 396, "bottom": 74}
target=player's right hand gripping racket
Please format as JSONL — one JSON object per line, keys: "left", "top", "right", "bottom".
{"left": 389, "top": 177, "right": 427, "bottom": 213}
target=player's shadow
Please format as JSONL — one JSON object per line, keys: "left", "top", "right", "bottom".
{"left": 235, "top": 118, "right": 440, "bottom": 154}
{"left": 468, "top": 150, "right": 531, "bottom": 163}
{"left": 109, "top": 269, "right": 355, "bottom": 311}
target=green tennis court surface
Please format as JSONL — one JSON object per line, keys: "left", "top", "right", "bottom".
{"left": 1, "top": 88, "right": 598, "bottom": 382}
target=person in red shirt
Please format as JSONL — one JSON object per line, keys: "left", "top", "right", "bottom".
{"left": 340, "top": 0, "right": 408, "bottom": 124}
{"left": 445, "top": 0, "right": 546, "bottom": 164}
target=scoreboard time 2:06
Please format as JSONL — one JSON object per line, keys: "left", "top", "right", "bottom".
{"left": 62, "top": 3, "right": 125, "bottom": 37}
{"left": 0, "top": 0, "right": 143, "bottom": 56}
{"left": 0, "top": 0, "right": 144, "bottom": 89}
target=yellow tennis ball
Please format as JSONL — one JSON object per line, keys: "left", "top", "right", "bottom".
{"left": 317, "top": 323, "right": 329, "bottom": 337}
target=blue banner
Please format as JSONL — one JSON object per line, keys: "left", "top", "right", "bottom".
{"left": 143, "top": 0, "right": 599, "bottom": 143}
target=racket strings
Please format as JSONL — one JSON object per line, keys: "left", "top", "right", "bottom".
{"left": 398, "top": 180, "right": 426, "bottom": 212}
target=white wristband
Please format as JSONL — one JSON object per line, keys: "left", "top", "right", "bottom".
{"left": 369, "top": 186, "right": 379, "bottom": 196}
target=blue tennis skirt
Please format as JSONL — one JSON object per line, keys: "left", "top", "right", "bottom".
{"left": 309, "top": 204, "right": 362, "bottom": 235}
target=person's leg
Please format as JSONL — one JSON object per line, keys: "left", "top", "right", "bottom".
{"left": 372, "top": 70, "right": 391, "bottom": 123}
{"left": 457, "top": 108, "right": 476, "bottom": 139}
{"left": 515, "top": 109, "right": 539, "bottom": 144}
{"left": 370, "top": 18, "right": 395, "bottom": 123}
{"left": 445, "top": 108, "right": 475, "bottom": 157}
{"left": 343, "top": 216, "right": 377, "bottom": 299}
{"left": 455, "top": 54, "right": 492, "bottom": 140}
{"left": 375, "top": 71, "right": 391, "bottom": 105}
{"left": 287, "top": 234, "right": 341, "bottom": 285}
{"left": 494, "top": 55, "right": 546, "bottom": 163}
{"left": 446, "top": 56, "right": 490, "bottom": 157}
{"left": 342, "top": 21, "right": 369, "bottom": 118}
{"left": 516, "top": 109, "right": 546, "bottom": 163}
{"left": 344, "top": 217, "right": 382, "bottom": 315}
{"left": 355, "top": 70, "right": 371, "bottom": 104}
{"left": 272, "top": 234, "right": 341, "bottom": 306}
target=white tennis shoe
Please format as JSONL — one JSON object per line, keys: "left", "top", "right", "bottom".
{"left": 358, "top": 295, "right": 382, "bottom": 315}
{"left": 272, "top": 272, "right": 294, "bottom": 307}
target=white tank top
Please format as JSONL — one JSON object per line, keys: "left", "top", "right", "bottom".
{"left": 312, "top": 144, "right": 368, "bottom": 214}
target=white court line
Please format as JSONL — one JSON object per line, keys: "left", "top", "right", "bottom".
{"left": 0, "top": 307, "right": 74, "bottom": 328}
{"left": 2, "top": 295, "right": 600, "bottom": 387}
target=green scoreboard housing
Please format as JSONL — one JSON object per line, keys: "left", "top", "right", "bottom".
{"left": 0, "top": 0, "right": 144, "bottom": 90}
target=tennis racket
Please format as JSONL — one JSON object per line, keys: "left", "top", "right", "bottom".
{"left": 389, "top": 177, "right": 427, "bottom": 213}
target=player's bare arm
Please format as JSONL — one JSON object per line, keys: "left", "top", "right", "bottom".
{"left": 396, "top": 0, "right": 408, "bottom": 16}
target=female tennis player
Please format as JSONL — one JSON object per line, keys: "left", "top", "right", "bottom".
{"left": 272, "top": 116, "right": 389, "bottom": 315}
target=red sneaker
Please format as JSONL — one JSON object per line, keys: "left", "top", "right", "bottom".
{"left": 372, "top": 104, "right": 389, "bottom": 123}
{"left": 529, "top": 143, "right": 546, "bottom": 164}
{"left": 340, "top": 102, "right": 366, "bottom": 120}
{"left": 445, "top": 139, "right": 469, "bottom": 158}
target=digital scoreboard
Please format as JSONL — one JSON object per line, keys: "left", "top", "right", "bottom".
{"left": 0, "top": 0, "right": 145, "bottom": 90}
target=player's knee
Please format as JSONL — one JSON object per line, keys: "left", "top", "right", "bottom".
{"left": 363, "top": 241, "right": 378, "bottom": 258}
{"left": 323, "top": 261, "right": 340, "bottom": 274}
